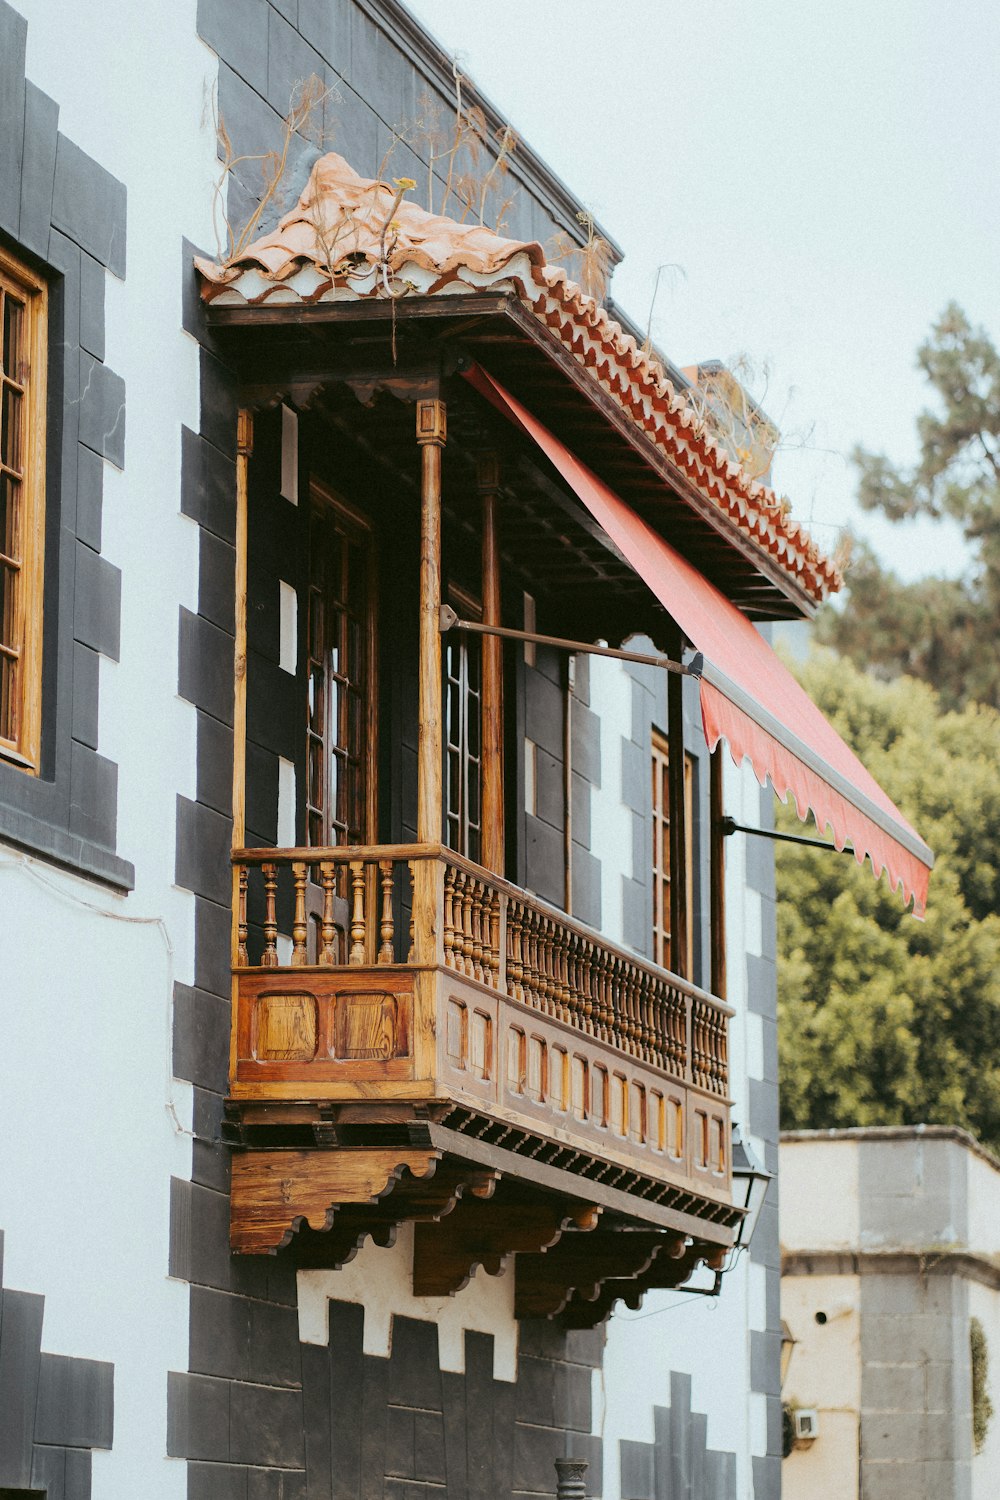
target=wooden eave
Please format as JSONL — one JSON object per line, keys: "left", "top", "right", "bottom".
{"left": 206, "top": 292, "right": 817, "bottom": 621}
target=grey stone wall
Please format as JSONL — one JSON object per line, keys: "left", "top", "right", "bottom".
{"left": 0, "top": 0, "right": 130, "bottom": 890}
{"left": 0, "top": 1228, "right": 114, "bottom": 1498}
{"left": 619, "top": 1372, "right": 736, "bottom": 1500}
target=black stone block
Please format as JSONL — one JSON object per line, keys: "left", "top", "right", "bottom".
{"left": 514, "top": 1355, "right": 555, "bottom": 1427}
{"left": 360, "top": 1352, "right": 390, "bottom": 1500}
{"left": 300, "top": 1341, "right": 333, "bottom": 1500}
{"left": 571, "top": 701, "right": 601, "bottom": 787}
{"left": 0, "top": 0, "right": 27, "bottom": 237}
{"left": 72, "top": 641, "right": 100, "bottom": 751}
{"left": 189, "top": 1460, "right": 250, "bottom": 1500}
{"left": 512, "top": 1420, "right": 561, "bottom": 1495}
{"left": 78, "top": 353, "right": 125, "bottom": 467}
{"left": 190, "top": 1286, "right": 252, "bottom": 1382}
{"left": 197, "top": 710, "right": 236, "bottom": 818}
{"left": 553, "top": 1362, "right": 592, "bottom": 1433}
{"left": 525, "top": 668, "right": 564, "bottom": 759}
{"left": 18, "top": 81, "right": 59, "bottom": 260}
{"left": 388, "top": 1319, "right": 441, "bottom": 1411}
{"left": 246, "top": 653, "right": 299, "bottom": 759}
{"left": 247, "top": 1469, "right": 308, "bottom": 1500}
{"left": 75, "top": 443, "right": 104, "bottom": 553}
{"left": 525, "top": 813, "right": 564, "bottom": 909}
{"left": 200, "top": 347, "right": 238, "bottom": 460}
{"left": 534, "top": 746, "right": 564, "bottom": 831}
{"left": 198, "top": 0, "right": 270, "bottom": 96}
{"left": 34, "top": 1352, "right": 114, "bottom": 1449}
{"left": 51, "top": 133, "right": 126, "bottom": 276}
{"left": 620, "top": 1439, "right": 654, "bottom": 1500}
{"left": 169, "top": 1176, "right": 224, "bottom": 1287}
{"left": 299, "top": 0, "right": 351, "bottom": 71}
{"left": 176, "top": 794, "right": 232, "bottom": 906}
{"left": 245, "top": 740, "right": 279, "bottom": 846}
{"left": 182, "top": 426, "right": 237, "bottom": 543}
{"left": 571, "top": 844, "right": 601, "bottom": 931}
{"left": 173, "top": 982, "right": 230, "bottom": 1093}
{"left": 79, "top": 252, "right": 106, "bottom": 362}
{"left": 229, "top": 1381, "right": 304, "bottom": 1469}
{"left": 570, "top": 772, "right": 591, "bottom": 849}
{"left": 385, "top": 1404, "right": 415, "bottom": 1479}
{"left": 439, "top": 1368, "right": 467, "bottom": 1500}
{"left": 69, "top": 741, "right": 118, "bottom": 850}
{"left": 413, "top": 1410, "right": 445, "bottom": 1485}
{"left": 74, "top": 541, "right": 121, "bottom": 660}
{"left": 750, "top": 1328, "right": 782, "bottom": 1399}
{"left": 267, "top": 5, "right": 327, "bottom": 114}
{"left": 31, "top": 1442, "right": 68, "bottom": 1500}
{"left": 193, "top": 1135, "right": 232, "bottom": 1195}
{"left": 248, "top": 1298, "right": 300, "bottom": 1387}
{"left": 746, "top": 952, "right": 776, "bottom": 1019}
{"left": 179, "top": 607, "right": 235, "bottom": 725}
{"left": 752, "top": 1453, "right": 780, "bottom": 1500}
{"left": 748, "top": 1077, "right": 779, "bottom": 1147}
{"left": 199, "top": 528, "right": 237, "bottom": 634}
{"left": 166, "top": 1369, "right": 231, "bottom": 1461}
{"left": 194, "top": 893, "right": 231, "bottom": 997}
{"left": 0, "top": 1287, "right": 44, "bottom": 1487}
{"left": 620, "top": 734, "right": 646, "bottom": 813}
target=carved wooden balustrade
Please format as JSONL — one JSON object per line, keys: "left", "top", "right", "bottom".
{"left": 227, "top": 843, "right": 739, "bottom": 1320}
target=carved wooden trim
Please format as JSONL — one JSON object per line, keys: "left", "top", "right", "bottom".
{"left": 230, "top": 1147, "right": 441, "bottom": 1253}
{"left": 412, "top": 1189, "right": 599, "bottom": 1297}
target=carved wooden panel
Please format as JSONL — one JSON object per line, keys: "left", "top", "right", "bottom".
{"left": 253, "top": 992, "right": 319, "bottom": 1061}
{"left": 334, "top": 991, "right": 406, "bottom": 1060}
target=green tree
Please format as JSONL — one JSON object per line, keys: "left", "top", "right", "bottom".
{"left": 777, "top": 650, "right": 1000, "bottom": 1149}
{"left": 818, "top": 303, "right": 1000, "bottom": 710}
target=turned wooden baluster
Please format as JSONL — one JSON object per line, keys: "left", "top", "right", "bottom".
{"left": 378, "top": 860, "right": 395, "bottom": 964}
{"left": 507, "top": 902, "right": 524, "bottom": 1000}
{"left": 349, "top": 860, "right": 367, "bottom": 965}
{"left": 317, "top": 861, "right": 339, "bottom": 965}
{"left": 291, "top": 861, "right": 309, "bottom": 966}
{"left": 236, "top": 865, "right": 249, "bottom": 966}
{"left": 579, "top": 938, "right": 594, "bottom": 1034}
{"left": 261, "top": 861, "right": 279, "bottom": 968}
{"left": 442, "top": 865, "right": 457, "bottom": 970}
{"left": 407, "top": 861, "right": 417, "bottom": 962}
{"left": 470, "top": 879, "right": 484, "bottom": 983}
{"left": 461, "top": 874, "right": 475, "bottom": 975}
{"left": 488, "top": 889, "right": 501, "bottom": 986}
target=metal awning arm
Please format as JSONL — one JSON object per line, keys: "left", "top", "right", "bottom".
{"left": 439, "top": 604, "right": 702, "bottom": 679}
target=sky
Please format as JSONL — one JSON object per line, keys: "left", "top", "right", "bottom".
{"left": 404, "top": 0, "right": 1000, "bottom": 585}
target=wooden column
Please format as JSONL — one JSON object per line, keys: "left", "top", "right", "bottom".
{"left": 232, "top": 409, "right": 253, "bottom": 852}
{"left": 710, "top": 748, "right": 727, "bottom": 1000}
{"left": 665, "top": 622, "right": 689, "bottom": 980}
{"left": 478, "top": 452, "right": 505, "bottom": 876}
{"left": 416, "top": 398, "right": 446, "bottom": 842}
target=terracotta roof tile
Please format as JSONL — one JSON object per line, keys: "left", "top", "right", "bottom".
{"left": 197, "top": 154, "right": 841, "bottom": 602}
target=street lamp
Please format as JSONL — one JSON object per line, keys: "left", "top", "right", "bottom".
{"left": 731, "top": 1123, "right": 772, "bottom": 1250}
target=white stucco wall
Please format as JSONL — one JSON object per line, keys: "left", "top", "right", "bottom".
{"left": 0, "top": 3, "right": 219, "bottom": 1496}
{"left": 599, "top": 728, "right": 771, "bottom": 1499}
{"left": 780, "top": 1139, "right": 860, "bottom": 1252}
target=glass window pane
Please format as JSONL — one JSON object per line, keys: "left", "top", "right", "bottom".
{"left": 2, "top": 294, "right": 23, "bottom": 377}
{"left": 1, "top": 385, "right": 22, "bottom": 471}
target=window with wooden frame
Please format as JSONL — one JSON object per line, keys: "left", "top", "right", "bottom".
{"left": 1, "top": 247, "right": 47, "bottom": 771}
{"left": 651, "top": 728, "right": 694, "bottom": 976}
{"left": 305, "top": 487, "right": 377, "bottom": 848}
{"left": 443, "top": 585, "right": 482, "bottom": 862}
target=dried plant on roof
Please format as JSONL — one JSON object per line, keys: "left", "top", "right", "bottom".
{"left": 685, "top": 357, "right": 781, "bottom": 486}
{"left": 547, "top": 211, "right": 613, "bottom": 305}
{"left": 213, "top": 73, "right": 337, "bottom": 267}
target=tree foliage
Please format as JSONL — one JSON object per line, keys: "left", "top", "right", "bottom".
{"left": 818, "top": 303, "right": 1000, "bottom": 710}
{"left": 777, "top": 651, "right": 1000, "bottom": 1150}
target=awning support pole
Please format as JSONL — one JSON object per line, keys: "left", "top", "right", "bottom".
{"left": 439, "top": 605, "right": 701, "bottom": 678}
{"left": 721, "top": 816, "right": 855, "bottom": 855}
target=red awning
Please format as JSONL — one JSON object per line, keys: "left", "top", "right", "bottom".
{"left": 466, "top": 365, "right": 933, "bottom": 916}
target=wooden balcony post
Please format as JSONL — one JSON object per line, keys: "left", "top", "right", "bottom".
{"left": 478, "top": 452, "right": 505, "bottom": 876}
{"left": 416, "top": 397, "right": 446, "bottom": 843}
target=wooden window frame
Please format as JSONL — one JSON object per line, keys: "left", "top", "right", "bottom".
{"left": 651, "top": 728, "right": 694, "bottom": 978}
{"left": 305, "top": 482, "right": 378, "bottom": 850}
{"left": 0, "top": 245, "right": 47, "bottom": 773}
{"left": 443, "top": 583, "right": 482, "bottom": 862}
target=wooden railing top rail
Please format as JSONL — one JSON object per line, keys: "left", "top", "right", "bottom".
{"left": 232, "top": 842, "right": 734, "bottom": 1018}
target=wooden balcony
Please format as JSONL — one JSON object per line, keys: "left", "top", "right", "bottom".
{"left": 226, "top": 844, "right": 741, "bottom": 1322}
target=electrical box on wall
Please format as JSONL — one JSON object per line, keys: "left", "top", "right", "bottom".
{"left": 793, "top": 1408, "right": 820, "bottom": 1444}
